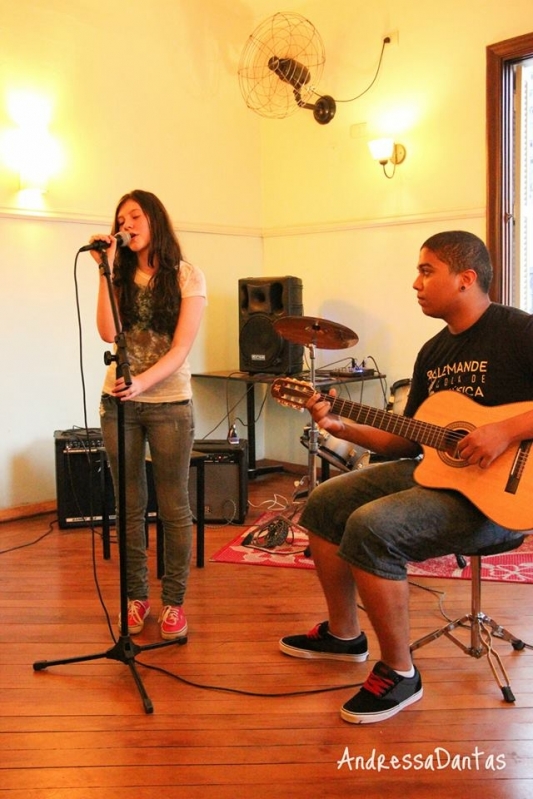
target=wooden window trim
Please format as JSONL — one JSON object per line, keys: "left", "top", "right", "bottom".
{"left": 487, "top": 32, "right": 533, "bottom": 302}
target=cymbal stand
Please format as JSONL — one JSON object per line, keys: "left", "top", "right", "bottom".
{"left": 33, "top": 250, "right": 184, "bottom": 714}
{"left": 272, "top": 314, "right": 358, "bottom": 504}
{"left": 244, "top": 344, "right": 322, "bottom": 553}
{"left": 290, "top": 341, "right": 322, "bottom": 504}
{"left": 305, "top": 342, "right": 320, "bottom": 495}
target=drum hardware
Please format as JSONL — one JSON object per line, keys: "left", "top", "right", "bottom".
{"left": 386, "top": 378, "right": 411, "bottom": 415}
{"left": 241, "top": 506, "right": 311, "bottom": 556}
{"left": 273, "top": 315, "right": 358, "bottom": 497}
{"left": 300, "top": 425, "right": 371, "bottom": 473}
{"left": 273, "top": 316, "right": 358, "bottom": 350}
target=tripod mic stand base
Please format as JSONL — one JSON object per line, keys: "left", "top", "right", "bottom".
{"left": 33, "top": 633, "right": 187, "bottom": 714}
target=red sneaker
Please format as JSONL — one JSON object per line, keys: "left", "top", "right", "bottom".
{"left": 159, "top": 605, "right": 188, "bottom": 640}
{"left": 119, "top": 599, "right": 150, "bottom": 635}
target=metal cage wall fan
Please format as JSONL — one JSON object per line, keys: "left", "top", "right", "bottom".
{"left": 238, "top": 12, "right": 336, "bottom": 125}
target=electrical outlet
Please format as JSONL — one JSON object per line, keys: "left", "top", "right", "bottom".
{"left": 384, "top": 30, "right": 399, "bottom": 46}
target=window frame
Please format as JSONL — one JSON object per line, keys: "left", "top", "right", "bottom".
{"left": 487, "top": 32, "right": 533, "bottom": 303}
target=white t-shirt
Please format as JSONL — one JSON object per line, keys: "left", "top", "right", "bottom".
{"left": 102, "top": 260, "right": 206, "bottom": 402}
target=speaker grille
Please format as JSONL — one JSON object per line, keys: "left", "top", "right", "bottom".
{"left": 238, "top": 276, "right": 304, "bottom": 374}
{"left": 189, "top": 440, "right": 248, "bottom": 523}
{"left": 239, "top": 314, "right": 284, "bottom": 367}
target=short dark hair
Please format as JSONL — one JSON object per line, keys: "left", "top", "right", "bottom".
{"left": 421, "top": 230, "right": 493, "bottom": 293}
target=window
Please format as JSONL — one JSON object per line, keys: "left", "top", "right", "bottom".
{"left": 487, "top": 34, "right": 533, "bottom": 309}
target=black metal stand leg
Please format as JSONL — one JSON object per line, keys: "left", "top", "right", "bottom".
{"left": 410, "top": 611, "right": 524, "bottom": 705}
{"left": 194, "top": 457, "right": 205, "bottom": 568}
{"left": 246, "top": 382, "right": 284, "bottom": 479}
{"left": 33, "top": 634, "right": 186, "bottom": 714}
{"left": 246, "top": 383, "right": 257, "bottom": 472}
{"left": 101, "top": 448, "right": 111, "bottom": 560}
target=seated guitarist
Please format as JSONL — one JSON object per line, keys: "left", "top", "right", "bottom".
{"left": 279, "top": 230, "right": 533, "bottom": 724}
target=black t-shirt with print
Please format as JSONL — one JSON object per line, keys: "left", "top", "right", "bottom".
{"left": 404, "top": 303, "right": 533, "bottom": 417}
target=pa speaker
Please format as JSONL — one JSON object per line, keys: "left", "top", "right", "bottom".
{"left": 54, "top": 428, "right": 157, "bottom": 529}
{"left": 189, "top": 440, "right": 248, "bottom": 524}
{"left": 238, "top": 276, "right": 304, "bottom": 374}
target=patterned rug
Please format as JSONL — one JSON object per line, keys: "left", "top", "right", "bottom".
{"left": 210, "top": 512, "right": 533, "bottom": 583}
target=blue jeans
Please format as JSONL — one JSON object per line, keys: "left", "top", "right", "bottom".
{"left": 99, "top": 394, "right": 194, "bottom": 606}
{"left": 300, "top": 459, "right": 522, "bottom": 580}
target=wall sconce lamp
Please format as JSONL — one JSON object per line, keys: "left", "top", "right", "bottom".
{"left": 1, "top": 91, "right": 62, "bottom": 197}
{"left": 368, "top": 137, "right": 406, "bottom": 179}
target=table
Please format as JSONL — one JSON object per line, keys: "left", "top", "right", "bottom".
{"left": 192, "top": 370, "right": 385, "bottom": 478}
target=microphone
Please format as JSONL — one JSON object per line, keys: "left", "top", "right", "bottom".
{"left": 79, "top": 232, "right": 132, "bottom": 252}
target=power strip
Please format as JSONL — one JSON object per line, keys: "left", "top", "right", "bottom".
{"left": 315, "top": 367, "right": 376, "bottom": 378}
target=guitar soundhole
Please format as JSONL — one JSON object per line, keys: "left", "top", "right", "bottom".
{"left": 438, "top": 424, "right": 474, "bottom": 469}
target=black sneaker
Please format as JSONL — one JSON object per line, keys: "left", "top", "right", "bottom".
{"left": 279, "top": 621, "right": 369, "bottom": 662}
{"left": 341, "top": 660, "right": 423, "bottom": 724}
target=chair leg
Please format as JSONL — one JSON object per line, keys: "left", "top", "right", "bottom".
{"left": 154, "top": 456, "right": 206, "bottom": 577}
{"left": 410, "top": 555, "right": 525, "bottom": 703}
{"left": 156, "top": 516, "right": 164, "bottom": 580}
{"left": 195, "top": 459, "right": 205, "bottom": 568}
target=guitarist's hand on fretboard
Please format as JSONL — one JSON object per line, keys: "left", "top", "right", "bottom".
{"left": 307, "top": 387, "right": 345, "bottom": 436}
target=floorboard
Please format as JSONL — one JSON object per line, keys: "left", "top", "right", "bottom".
{"left": 1, "top": 465, "right": 533, "bottom": 797}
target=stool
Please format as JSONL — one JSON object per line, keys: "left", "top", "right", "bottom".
{"left": 410, "top": 536, "right": 527, "bottom": 703}
{"left": 154, "top": 450, "right": 207, "bottom": 574}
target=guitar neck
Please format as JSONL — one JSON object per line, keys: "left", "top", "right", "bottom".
{"left": 271, "top": 378, "right": 533, "bottom": 529}
{"left": 328, "top": 395, "right": 453, "bottom": 451}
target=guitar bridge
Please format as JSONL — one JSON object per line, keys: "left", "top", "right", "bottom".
{"left": 505, "top": 440, "right": 532, "bottom": 495}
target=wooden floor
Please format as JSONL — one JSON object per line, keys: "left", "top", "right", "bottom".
{"left": 2, "top": 464, "right": 533, "bottom": 798}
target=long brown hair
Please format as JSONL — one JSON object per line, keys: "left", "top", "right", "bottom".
{"left": 112, "top": 190, "right": 183, "bottom": 336}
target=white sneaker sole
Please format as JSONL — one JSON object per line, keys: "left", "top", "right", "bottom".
{"left": 340, "top": 687, "right": 424, "bottom": 724}
{"left": 160, "top": 625, "right": 188, "bottom": 641}
{"left": 279, "top": 640, "right": 369, "bottom": 663}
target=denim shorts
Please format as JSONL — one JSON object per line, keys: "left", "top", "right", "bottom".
{"left": 300, "top": 459, "right": 522, "bottom": 580}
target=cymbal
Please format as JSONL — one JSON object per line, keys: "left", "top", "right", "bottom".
{"left": 273, "top": 316, "right": 358, "bottom": 349}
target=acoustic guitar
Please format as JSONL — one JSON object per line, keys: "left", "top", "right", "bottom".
{"left": 270, "top": 377, "right": 533, "bottom": 531}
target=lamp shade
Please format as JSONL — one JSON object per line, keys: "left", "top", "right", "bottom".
{"left": 368, "top": 137, "right": 395, "bottom": 163}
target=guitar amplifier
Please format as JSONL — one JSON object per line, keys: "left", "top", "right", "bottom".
{"left": 55, "top": 430, "right": 248, "bottom": 528}
{"left": 54, "top": 428, "right": 157, "bottom": 529}
{"left": 189, "top": 440, "right": 248, "bottom": 524}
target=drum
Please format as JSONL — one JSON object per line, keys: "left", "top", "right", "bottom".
{"left": 386, "top": 378, "right": 411, "bottom": 416}
{"left": 301, "top": 426, "right": 371, "bottom": 472}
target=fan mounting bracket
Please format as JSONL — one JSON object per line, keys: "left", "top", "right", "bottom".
{"left": 313, "top": 95, "right": 336, "bottom": 125}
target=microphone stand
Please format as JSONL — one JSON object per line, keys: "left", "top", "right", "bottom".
{"left": 33, "top": 250, "right": 184, "bottom": 714}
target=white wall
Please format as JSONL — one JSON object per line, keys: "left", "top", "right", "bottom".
{"left": 1, "top": 0, "right": 533, "bottom": 510}
{"left": 0, "top": 0, "right": 265, "bottom": 510}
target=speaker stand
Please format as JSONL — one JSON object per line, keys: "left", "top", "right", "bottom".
{"left": 244, "top": 381, "right": 284, "bottom": 478}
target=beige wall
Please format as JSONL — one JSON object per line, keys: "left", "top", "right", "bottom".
{"left": 0, "top": 0, "right": 532, "bottom": 509}
{"left": 260, "top": 0, "right": 532, "bottom": 466}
